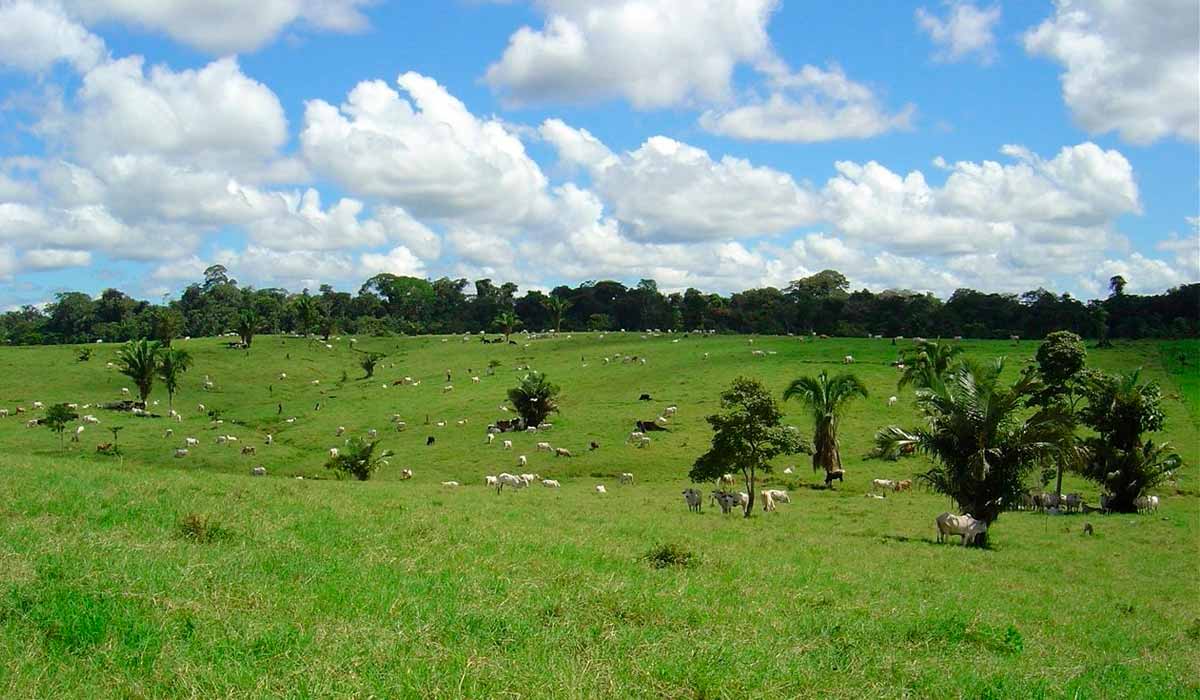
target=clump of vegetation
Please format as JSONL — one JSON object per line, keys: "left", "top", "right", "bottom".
{"left": 493, "top": 311, "right": 521, "bottom": 343}
{"left": 507, "top": 372, "right": 561, "bottom": 428}
{"left": 76, "top": 348, "right": 92, "bottom": 362}
{"left": 643, "top": 543, "right": 696, "bottom": 569}
{"left": 357, "top": 351, "right": 386, "bottom": 379}
{"left": 42, "top": 403, "right": 76, "bottom": 449}
{"left": 691, "top": 377, "right": 809, "bottom": 517}
{"left": 325, "top": 437, "right": 393, "bottom": 481}
{"left": 874, "top": 359, "right": 1074, "bottom": 539}
{"left": 1078, "top": 369, "right": 1182, "bottom": 512}
{"left": 236, "top": 308, "right": 259, "bottom": 348}
{"left": 177, "top": 513, "right": 231, "bottom": 543}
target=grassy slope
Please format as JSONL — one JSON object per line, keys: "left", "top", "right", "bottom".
{"left": 0, "top": 334, "right": 1196, "bottom": 697}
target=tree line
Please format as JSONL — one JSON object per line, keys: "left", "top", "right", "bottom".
{"left": 3, "top": 265, "right": 1196, "bottom": 345}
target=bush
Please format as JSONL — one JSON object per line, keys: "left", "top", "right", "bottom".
{"left": 177, "top": 513, "right": 230, "bottom": 543}
{"left": 325, "top": 437, "right": 393, "bottom": 481}
{"left": 643, "top": 543, "right": 696, "bottom": 569}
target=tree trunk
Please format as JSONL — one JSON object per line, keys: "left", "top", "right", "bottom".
{"left": 743, "top": 467, "right": 754, "bottom": 518}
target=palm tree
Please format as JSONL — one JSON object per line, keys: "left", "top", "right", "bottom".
{"left": 236, "top": 308, "right": 259, "bottom": 348}
{"left": 543, "top": 296, "right": 571, "bottom": 332}
{"left": 783, "top": 370, "right": 868, "bottom": 476}
{"left": 116, "top": 339, "right": 161, "bottom": 406}
{"left": 507, "top": 372, "right": 560, "bottom": 428}
{"left": 325, "top": 437, "right": 394, "bottom": 481}
{"left": 874, "top": 359, "right": 1073, "bottom": 536}
{"left": 158, "top": 347, "right": 192, "bottom": 412}
{"left": 494, "top": 310, "right": 521, "bottom": 343}
{"left": 897, "top": 339, "right": 963, "bottom": 391}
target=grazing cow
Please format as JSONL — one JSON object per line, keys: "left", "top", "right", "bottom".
{"left": 542, "top": 479, "right": 561, "bottom": 488}
{"left": 555, "top": 448, "right": 572, "bottom": 458}
{"left": 241, "top": 446, "right": 256, "bottom": 456}
{"left": 367, "top": 428, "right": 378, "bottom": 438}
{"left": 518, "top": 455, "right": 528, "bottom": 467}
{"left": 639, "top": 394, "right": 652, "bottom": 401}
{"left": 443, "top": 385, "right": 454, "bottom": 393}
{"left": 872, "top": 479, "right": 896, "bottom": 493}
{"left": 400, "top": 469, "right": 413, "bottom": 480}
{"left": 1148, "top": 495, "right": 1160, "bottom": 512}
{"left": 71, "top": 426, "right": 84, "bottom": 441}
{"left": 265, "top": 434, "right": 273, "bottom": 445}
{"left": 825, "top": 469, "right": 845, "bottom": 487}
{"left": 487, "top": 433, "right": 496, "bottom": 445}
{"left": 589, "top": 441, "right": 600, "bottom": 451}
{"left": 251, "top": 466, "right": 266, "bottom": 476}
{"left": 637, "top": 420, "right": 668, "bottom": 433}
{"left": 1065, "top": 493, "right": 1083, "bottom": 513}
{"left": 663, "top": 405, "right": 678, "bottom": 417}
{"left": 426, "top": 436, "right": 436, "bottom": 446}
{"left": 682, "top": 488, "right": 702, "bottom": 512}
{"left": 472, "top": 376, "right": 481, "bottom": 384}
{"left": 185, "top": 437, "right": 199, "bottom": 447}
{"left": 634, "top": 435, "right": 651, "bottom": 448}
{"left": 441, "top": 481, "right": 460, "bottom": 487}
{"left": 760, "top": 490, "right": 776, "bottom": 512}
{"left": 329, "top": 448, "right": 339, "bottom": 458}
{"left": 719, "top": 473, "right": 735, "bottom": 488}
{"left": 783, "top": 467, "right": 794, "bottom": 475}
{"left": 619, "top": 472, "right": 634, "bottom": 485}
{"left": 842, "top": 355, "right": 854, "bottom": 364}
{"left": 485, "top": 476, "right": 499, "bottom": 488}
{"left": 595, "top": 485, "right": 607, "bottom": 494}
{"left": 765, "top": 489, "right": 790, "bottom": 504}
{"left": 713, "top": 492, "right": 739, "bottom": 514}
{"left": 888, "top": 396, "right": 898, "bottom": 406}
{"left": 626, "top": 431, "right": 644, "bottom": 444}
{"left": 496, "top": 473, "right": 526, "bottom": 493}
{"left": 82, "top": 414, "right": 100, "bottom": 424}
{"left": 751, "top": 350, "right": 766, "bottom": 357}
{"left": 121, "top": 388, "right": 130, "bottom": 396}
{"left": 536, "top": 441, "right": 553, "bottom": 452}
{"left": 96, "top": 442, "right": 114, "bottom": 453}
{"left": 896, "top": 480, "right": 912, "bottom": 492}
{"left": 519, "top": 473, "right": 539, "bottom": 484}
{"left": 503, "top": 440, "right": 513, "bottom": 450}
{"left": 935, "top": 512, "right": 987, "bottom": 546}
{"left": 162, "top": 428, "right": 174, "bottom": 439}
{"left": 174, "top": 448, "right": 189, "bottom": 458}
{"left": 335, "top": 426, "right": 346, "bottom": 437}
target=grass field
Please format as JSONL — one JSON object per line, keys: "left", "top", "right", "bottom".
{"left": 0, "top": 333, "right": 1196, "bottom": 698}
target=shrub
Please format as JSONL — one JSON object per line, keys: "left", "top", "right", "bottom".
{"left": 177, "top": 513, "right": 230, "bottom": 543}
{"left": 643, "top": 543, "right": 696, "bottom": 569}
{"left": 325, "top": 437, "right": 393, "bottom": 481}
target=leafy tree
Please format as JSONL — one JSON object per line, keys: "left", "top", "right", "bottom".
{"left": 151, "top": 309, "right": 183, "bottom": 348}
{"left": 1077, "top": 369, "right": 1182, "bottom": 512}
{"left": 236, "top": 308, "right": 259, "bottom": 347}
{"left": 1027, "top": 331, "right": 1088, "bottom": 496}
{"left": 493, "top": 311, "right": 521, "bottom": 343}
{"left": 293, "top": 294, "right": 319, "bottom": 337}
{"left": 897, "top": 339, "right": 964, "bottom": 390}
{"left": 1109, "top": 275, "right": 1127, "bottom": 297}
{"left": 783, "top": 370, "right": 867, "bottom": 477}
{"left": 325, "top": 437, "right": 394, "bottom": 481}
{"left": 874, "top": 360, "right": 1073, "bottom": 540}
{"left": 543, "top": 296, "right": 571, "bottom": 332}
{"left": 116, "top": 339, "right": 161, "bottom": 405}
{"left": 43, "top": 403, "right": 75, "bottom": 449}
{"left": 506, "top": 372, "right": 560, "bottom": 428}
{"left": 691, "top": 377, "right": 809, "bottom": 517}
{"left": 157, "top": 347, "right": 192, "bottom": 412}
{"left": 587, "top": 313, "right": 612, "bottom": 331}
{"left": 76, "top": 348, "right": 93, "bottom": 362}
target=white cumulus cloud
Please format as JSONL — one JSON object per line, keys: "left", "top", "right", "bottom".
{"left": 916, "top": 1, "right": 1001, "bottom": 64}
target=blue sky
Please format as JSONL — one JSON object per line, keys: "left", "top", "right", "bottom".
{"left": 0, "top": 0, "right": 1196, "bottom": 308}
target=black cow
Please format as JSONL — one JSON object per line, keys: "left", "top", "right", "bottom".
{"left": 638, "top": 393, "right": 652, "bottom": 401}
{"left": 426, "top": 436, "right": 436, "bottom": 446}
{"left": 636, "top": 420, "right": 669, "bottom": 433}
{"left": 824, "top": 469, "right": 845, "bottom": 487}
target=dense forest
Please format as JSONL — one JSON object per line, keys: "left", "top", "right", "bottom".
{"left": 1, "top": 266, "right": 1196, "bottom": 345}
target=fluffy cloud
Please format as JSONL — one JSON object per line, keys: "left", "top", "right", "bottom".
{"left": 541, "top": 119, "right": 818, "bottom": 241}
{"left": 485, "top": 0, "right": 778, "bottom": 108}
{"left": 823, "top": 142, "right": 1140, "bottom": 267}
{"left": 22, "top": 248, "right": 92, "bottom": 270}
{"left": 699, "top": 64, "right": 915, "bottom": 142}
{"left": 1088, "top": 253, "right": 1197, "bottom": 296}
{"left": 64, "top": 56, "right": 289, "bottom": 169}
{"left": 1024, "top": 0, "right": 1199, "bottom": 144}
{"left": 302, "top": 73, "right": 551, "bottom": 225}
{"left": 245, "top": 189, "right": 440, "bottom": 255}
{"left": 0, "top": 1, "right": 106, "bottom": 73}
{"left": 916, "top": 1, "right": 1001, "bottom": 64}
{"left": 60, "top": 0, "right": 373, "bottom": 54}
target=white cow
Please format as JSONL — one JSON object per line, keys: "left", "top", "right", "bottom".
{"left": 496, "top": 473, "right": 526, "bottom": 493}
{"left": 400, "top": 469, "right": 413, "bottom": 480}
{"left": 872, "top": 479, "right": 897, "bottom": 493}
{"left": 329, "top": 447, "right": 339, "bottom": 458}
{"left": 487, "top": 433, "right": 496, "bottom": 445}
{"left": 503, "top": 440, "right": 513, "bottom": 450}
{"left": 719, "top": 473, "right": 736, "bottom": 488}
{"left": 536, "top": 441, "right": 553, "bottom": 452}
{"left": 935, "top": 512, "right": 987, "bottom": 546}
{"left": 595, "top": 484, "right": 607, "bottom": 494}
{"left": 265, "top": 434, "right": 273, "bottom": 445}
{"left": 555, "top": 448, "right": 572, "bottom": 458}
{"left": 185, "top": 437, "right": 199, "bottom": 447}
{"left": 760, "top": 490, "right": 777, "bottom": 512}
{"left": 174, "top": 448, "right": 190, "bottom": 458}
{"left": 441, "top": 481, "right": 460, "bottom": 487}
{"left": 518, "top": 455, "right": 528, "bottom": 467}
{"left": 485, "top": 475, "right": 499, "bottom": 488}
{"left": 888, "top": 396, "right": 898, "bottom": 406}
{"left": 542, "top": 479, "right": 561, "bottom": 488}
{"left": 619, "top": 472, "right": 634, "bottom": 485}
{"left": 765, "top": 489, "right": 790, "bottom": 504}
{"left": 842, "top": 355, "right": 855, "bottom": 364}
{"left": 783, "top": 467, "right": 794, "bottom": 475}
{"left": 336, "top": 426, "right": 346, "bottom": 437}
